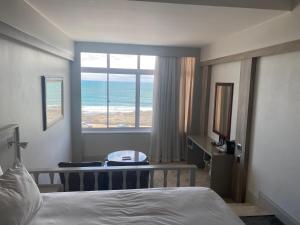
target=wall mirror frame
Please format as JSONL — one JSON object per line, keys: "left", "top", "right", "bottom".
{"left": 41, "top": 76, "right": 64, "bottom": 131}
{"left": 213, "top": 82, "right": 234, "bottom": 140}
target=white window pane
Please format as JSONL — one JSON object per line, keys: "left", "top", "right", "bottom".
{"left": 140, "top": 55, "right": 156, "bottom": 70}
{"left": 81, "top": 73, "right": 107, "bottom": 128}
{"left": 110, "top": 54, "right": 138, "bottom": 69}
{"left": 140, "top": 75, "right": 154, "bottom": 127}
{"left": 108, "top": 74, "right": 136, "bottom": 128}
{"left": 81, "top": 53, "right": 107, "bottom": 68}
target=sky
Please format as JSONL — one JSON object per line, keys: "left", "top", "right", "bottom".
{"left": 81, "top": 73, "right": 154, "bottom": 83}
{"left": 81, "top": 53, "right": 155, "bottom": 82}
{"left": 81, "top": 53, "right": 156, "bottom": 70}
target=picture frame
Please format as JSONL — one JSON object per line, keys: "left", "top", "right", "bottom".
{"left": 41, "top": 76, "right": 64, "bottom": 131}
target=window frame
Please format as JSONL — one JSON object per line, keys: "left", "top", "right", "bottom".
{"left": 81, "top": 53, "right": 155, "bottom": 132}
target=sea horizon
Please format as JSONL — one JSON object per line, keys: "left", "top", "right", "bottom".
{"left": 82, "top": 105, "right": 152, "bottom": 114}
{"left": 81, "top": 80, "right": 153, "bottom": 113}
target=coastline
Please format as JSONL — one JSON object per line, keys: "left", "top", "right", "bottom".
{"left": 82, "top": 110, "right": 152, "bottom": 128}
{"left": 82, "top": 106, "right": 152, "bottom": 113}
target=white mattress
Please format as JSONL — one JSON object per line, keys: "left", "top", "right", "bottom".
{"left": 29, "top": 187, "right": 244, "bottom": 225}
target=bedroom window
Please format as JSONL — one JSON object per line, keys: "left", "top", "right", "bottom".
{"left": 81, "top": 53, "right": 155, "bottom": 130}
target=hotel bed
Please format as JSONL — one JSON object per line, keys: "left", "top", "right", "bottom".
{"left": 0, "top": 125, "right": 244, "bottom": 225}
{"left": 29, "top": 187, "right": 244, "bottom": 225}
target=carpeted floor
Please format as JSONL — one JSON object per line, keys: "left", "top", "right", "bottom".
{"left": 152, "top": 164, "right": 210, "bottom": 188}
{"left": 240, "top": 216, "right": 285, "bottom": 225}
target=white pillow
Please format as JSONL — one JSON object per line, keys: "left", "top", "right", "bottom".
{"left": 0, "top": 164, "right": 42, "bottom": 225}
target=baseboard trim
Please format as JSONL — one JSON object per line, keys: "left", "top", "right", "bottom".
{"left": 246, "top": 190, "right": 300, "bottom": 225}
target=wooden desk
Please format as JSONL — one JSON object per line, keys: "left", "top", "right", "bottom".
{"left": 187, "top": 135, "right": 234, "bottom": 197}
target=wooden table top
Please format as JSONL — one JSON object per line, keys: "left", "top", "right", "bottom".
{"left": 188, "top": 135, "right": 227, "bottom": 156}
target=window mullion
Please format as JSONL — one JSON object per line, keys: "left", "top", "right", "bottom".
{"left": 136, "top": 74, "right": 140, "bottom": 128}
{"left": 107, "top": 54, "right": 110, "bottom": 128}
{"left": 135, "top": 55, "right": 141, "bottom": 128}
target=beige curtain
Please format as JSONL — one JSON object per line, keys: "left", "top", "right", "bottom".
{"left": 179, "top": 57, "right": 196, "bottom": 160}
{"left": 150, "top": 56, "right": 196, "bottom": 162}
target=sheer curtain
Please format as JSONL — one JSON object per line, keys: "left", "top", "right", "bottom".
{"left": 150, "top": 56, "right": 196, "bottom": 162}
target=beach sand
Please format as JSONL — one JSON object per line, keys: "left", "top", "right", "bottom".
{"left": 82, "top": 111, "right": 152, "bottom": 128}
{"left": 47, "top": 106, "right": 63, "bottom": 124}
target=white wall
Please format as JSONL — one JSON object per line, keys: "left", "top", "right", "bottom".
{"left": 0, "top": 0, "right": 73, "bottom": 57}
{"left": 201, "top": 3, "right": 300, "bottom": 61}
{"left": 207, "top": 61, "right": 240, "bottom": 141}
{"left": 83, "top": 132, "right": 151, "bottom": 161}
{"left": 0, "top": 37, "right": 72, "bottom": 169}
{"left": 247, "top": 51, "right": 300, "bottom": 223}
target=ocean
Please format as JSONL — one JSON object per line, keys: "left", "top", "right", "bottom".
{"left": 81, "top": 80, "right": 153, "bottom": 113}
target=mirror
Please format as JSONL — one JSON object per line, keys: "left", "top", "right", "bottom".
{"left": 213, "top": 83, "right": 234, "bottom": 140}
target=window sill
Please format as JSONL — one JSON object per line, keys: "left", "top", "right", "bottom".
{"left": 82, "top": 128, "right": 152, "bottom": 134}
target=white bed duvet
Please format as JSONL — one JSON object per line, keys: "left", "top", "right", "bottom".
{"left": 29, "top": 187, "right": 244, "bottom": 225}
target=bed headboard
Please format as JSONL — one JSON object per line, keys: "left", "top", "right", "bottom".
{"left": 0, "top": 124, "right": 22, "bottom": 173}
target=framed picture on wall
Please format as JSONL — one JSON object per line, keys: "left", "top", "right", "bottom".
{"left": 41, "top": 76, "right": 64, "bottom": 131}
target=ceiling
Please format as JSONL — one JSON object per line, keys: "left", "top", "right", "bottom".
{"left": 26, "top": 0, "right": 285, "bottom": 47}
{"left": 133, "top": 0, "right": 294, "bottom": 10}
